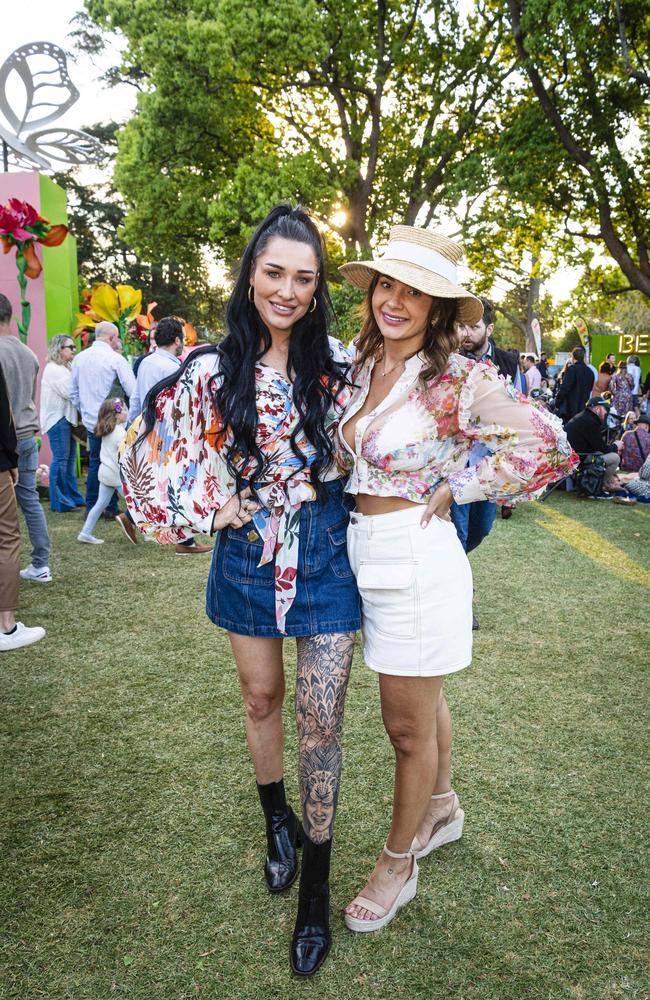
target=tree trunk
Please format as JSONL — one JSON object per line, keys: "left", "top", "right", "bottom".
{"left": 340, "top": 180, "right": 372, "bottom": 253}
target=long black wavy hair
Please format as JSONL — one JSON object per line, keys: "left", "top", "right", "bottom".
{"left": 141, "top": 205, "right": 351, "bottom": 498}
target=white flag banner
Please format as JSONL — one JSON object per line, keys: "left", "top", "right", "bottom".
{"left": 531, "top": 318, "right": 542, "bottom": 355}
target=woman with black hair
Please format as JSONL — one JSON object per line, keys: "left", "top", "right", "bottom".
{"left": 120, "top": 206, "right": 360, "bottom": 975}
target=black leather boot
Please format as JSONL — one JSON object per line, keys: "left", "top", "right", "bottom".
{"left": 290, "top": 835, "right": 332, "bottom": 976}
{"left": 257, "top": 779, "right": 302, "bottom": 893}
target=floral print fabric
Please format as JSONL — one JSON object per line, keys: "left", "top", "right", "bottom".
{"left": 620, "top": 425, "right": 650, "bottom": 472}
{"left": 120, "top": 341, "right": 352, "bottom": 632}
{"left": 339, "top": 352, "right": 578, "bottom": 505}
{"left": 609, "top": 372, "right": 634, "bottom": 416}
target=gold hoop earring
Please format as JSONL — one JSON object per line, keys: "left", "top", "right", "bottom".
{"left": 248, "top": 286, "right": 254, "bottom": 304}
{"left": 309, "top": 297, "right": 317, "bottom": 313}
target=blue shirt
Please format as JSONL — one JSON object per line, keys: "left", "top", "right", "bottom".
{"left": 69, "top": 340, "right": 136, "bottom": 432}
{"left": 128, "top": 348, "right": 181, "bottom": 422}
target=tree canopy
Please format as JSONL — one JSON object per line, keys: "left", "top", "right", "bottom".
{"left": 83, "top": 0, "right": 511, "bottom": 264}
{"left": 81, "top": 0, "right": 650, "bottom": 324}
{"left": 504, "top": 0, "right": 650, "bottom": 298}
{"left": 54, "top": 126, "right": 226, "bottom": 326}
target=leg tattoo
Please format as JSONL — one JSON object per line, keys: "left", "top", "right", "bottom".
{"left": 295, "top": 633, "right": 354, "bottom": 843}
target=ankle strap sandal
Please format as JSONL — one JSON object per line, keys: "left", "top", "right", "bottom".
{"left": 413, "top": 790, "right": 465, "bottom": 860}
{"left": 344, "top": 844, "right": 419, "bottom": 934}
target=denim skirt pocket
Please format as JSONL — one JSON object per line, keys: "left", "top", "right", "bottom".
{"left": 222, "top": 525, "right": 274, "bottom": 587}
{"left": 327, "top": 519, "right": 354, "bottom": 579}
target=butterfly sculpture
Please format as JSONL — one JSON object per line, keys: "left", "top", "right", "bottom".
{"left": 0, "top": 42, "right": 103, "bottom": 170}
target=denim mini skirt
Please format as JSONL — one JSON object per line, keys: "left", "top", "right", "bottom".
{"left": 206, "top": 480, "right": 361, "bottom": 637}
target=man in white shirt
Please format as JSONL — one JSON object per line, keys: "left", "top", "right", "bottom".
{"left": 523, "top": 355, "right": 542, "bottom": 395}
{"left": 118, "top": 317, "right": 211, "bottom": 555}
{"left": 69, "top": 321, "right": 136, "bottom": 517}
{"left": 128, "top": 316, "right": 184, "bottom": 422}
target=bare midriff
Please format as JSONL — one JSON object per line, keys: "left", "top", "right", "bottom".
{"left": 353, "top": 493, "right": 421, "bottom": 515}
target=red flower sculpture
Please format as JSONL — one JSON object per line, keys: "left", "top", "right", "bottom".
{"left": 0, "top": 198, "right": 68, "bottom": 343}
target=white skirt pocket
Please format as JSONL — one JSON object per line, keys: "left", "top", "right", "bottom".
{"left": 357, "top": 559, "right": 417, "bottom": 640}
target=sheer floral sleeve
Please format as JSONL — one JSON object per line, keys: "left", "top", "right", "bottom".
{"left": 120, "top": 351, "right": 233, "bottom": 542}
{"left": 447, "top": 361, "right": 578, "bottom": 504}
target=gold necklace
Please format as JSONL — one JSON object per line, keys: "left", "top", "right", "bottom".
{"left": 380, "top": 357, "right": 405, "bottom": 377}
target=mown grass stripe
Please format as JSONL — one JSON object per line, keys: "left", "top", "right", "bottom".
{"left": 534, "top": 502, "right": 650, "bottom": 587}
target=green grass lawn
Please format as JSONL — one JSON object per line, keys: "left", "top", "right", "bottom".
{"left": 1, "top": 492, "right": 649, "bottom": 1000}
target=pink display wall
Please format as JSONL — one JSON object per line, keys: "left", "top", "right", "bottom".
{"left": 1, "top": 171, "right": 78, "bottom": 466}
{"left": 0, "top": 172, "right": 47, "bottom": 357}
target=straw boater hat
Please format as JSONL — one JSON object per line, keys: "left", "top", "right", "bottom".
{"left": 339, "top": 225, "right": 483, "bottom": 326}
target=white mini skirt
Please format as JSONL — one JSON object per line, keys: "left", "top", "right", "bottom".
{"left": 347, "top": 506, "right": 473, "bottom": 677}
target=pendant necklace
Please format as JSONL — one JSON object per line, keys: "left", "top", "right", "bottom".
{"left": 381, "top": 357, "right": 405, "bottom": 377}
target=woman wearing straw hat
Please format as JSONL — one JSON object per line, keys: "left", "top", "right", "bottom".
{"left": 337, "top": 226, "right": 577, "bottom": 932}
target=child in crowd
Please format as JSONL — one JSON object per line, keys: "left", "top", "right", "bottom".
{"left": 77, "top": 399, "right": 127, "bottom": 544}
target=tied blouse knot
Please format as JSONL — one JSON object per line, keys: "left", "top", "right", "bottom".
{"left": 338, "top": 352, "right": 578, "bottom": 505}
{"left": 119, "top": 341, "right": 353, "bottom": 633}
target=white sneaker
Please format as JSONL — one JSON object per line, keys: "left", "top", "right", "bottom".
{"left": 0, "top": 622, "right": 46, "bottom": 651}
{"left": 19, "top": 564, "right": 53, "bottom": 583}
{"left": 77, "top": 533, "right": 104, "bottom": 544}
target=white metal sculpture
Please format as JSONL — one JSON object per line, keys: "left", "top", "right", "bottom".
{"left": 0, "top": 42, "right": 104, "bottom": 171}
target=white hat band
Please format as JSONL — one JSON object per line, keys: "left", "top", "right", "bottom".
{"left": 379, "top": 240, "right": 458, "bottom": 284}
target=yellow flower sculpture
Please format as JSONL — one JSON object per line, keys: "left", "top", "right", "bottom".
{"left": 75, "top": 283, "right": 143, "bottom": 352}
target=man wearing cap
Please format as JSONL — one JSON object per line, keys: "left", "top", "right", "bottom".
{"left": 565, "top": 396, "right": 622, "bottom": 496}
{"left": 69, "top": 321, "right": 136, "bottom": 519}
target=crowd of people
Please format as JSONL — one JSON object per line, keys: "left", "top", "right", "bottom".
{"left": 0, "top": 300, "right": 217, "bottom": 652}
{"left": 518, "top": 345, "right": 650, "bottom": 501}
{"left": 0, "top": 207, "right": 645, "bottom": 978}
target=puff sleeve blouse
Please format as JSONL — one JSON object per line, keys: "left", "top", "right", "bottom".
{"left": 339, "top": 352, "right": 578, "bottom": 505}
{"left": 119, "top": 340, "right": 353, "bottom": 632}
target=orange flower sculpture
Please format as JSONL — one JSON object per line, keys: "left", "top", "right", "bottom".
{"left": 129, "top": 301, "right": 158, "bottom": 352}
{"left": 0, "top": 198, "right": 68, "bottom": 343}
{"left": 182, "top": 320, "right": 198, "bottom": 347}
{"left": 129, "top": 306, "right": 199, "bottom": 352}
{"left": 77, "top": 292, "right": 200, "bottom": 356}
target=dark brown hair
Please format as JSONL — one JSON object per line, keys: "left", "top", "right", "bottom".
{"left": 94, "top": 398, "right": 123, "bottom": 437}
{"left": 355, "top": 275, "right": 459, "bottom": 381}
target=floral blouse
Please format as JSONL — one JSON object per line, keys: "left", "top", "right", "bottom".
{"left": 620, "top": 425, "right": 650, "bottom": 472}
{"left": 338, "top": 352, "right": 578, "bottom": 505}
{"left": 120, "top": 340, "right": 352, "bottom": 632}
{"left": 609, "top": 372, "right": 634, "bottom": 416}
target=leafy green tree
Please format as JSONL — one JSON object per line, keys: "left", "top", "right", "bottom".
{"left": 54, "top": 125, "right": 226, "bottom": 328}
{"left": 558, "top": 265, "right": 650, "bottom": 335}
{"left": 502, "top": 0, "right": 650, "bottom": 300}
{"left": 328, "top": 281, "right": 365, "bottom": 345}
{"left": 82, "top": 0, "right": 512, "bottom": 265}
